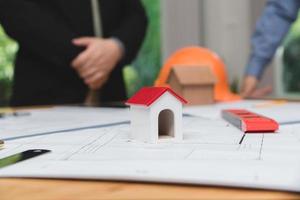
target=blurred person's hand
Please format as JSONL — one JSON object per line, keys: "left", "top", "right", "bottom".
{"left": 71, "top": 37, "right": 122, "bottom": 90}
{"left": 241, "top": 75, "right": 272, "bottom": 99}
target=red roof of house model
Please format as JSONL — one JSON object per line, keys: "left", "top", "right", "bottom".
{"left": 126, "top": 87, "right": 187, "bottom": 106}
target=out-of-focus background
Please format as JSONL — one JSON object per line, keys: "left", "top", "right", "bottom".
{"left": 1, "top": 0, "right": 300, "bottom": 106}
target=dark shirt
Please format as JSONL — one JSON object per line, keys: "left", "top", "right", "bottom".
{"left": 0, "top": 0, "right": 148, "bottom": 106}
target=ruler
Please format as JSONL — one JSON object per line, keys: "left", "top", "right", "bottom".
{"left": 222, "top": 109, "right": 279, "bottom": 133}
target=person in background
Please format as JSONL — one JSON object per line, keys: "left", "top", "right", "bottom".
{"left": 0, "top": 0, "right": 148, "bottom": 106}
{"left": 241, "top": 0, "right": 300, "bottom": 98}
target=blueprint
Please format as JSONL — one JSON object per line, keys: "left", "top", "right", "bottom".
{"left": 0, "top": 106, "right": 129, "bottom": 141}
{"left": 1, "top": 102, "right": 300, "bottom": 192}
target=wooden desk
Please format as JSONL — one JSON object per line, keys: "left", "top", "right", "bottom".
{"left": 1, "top": 179, "right": 300, "bottom": 200}
{"left": 1, "top": 106, "right": 300, "bottom": 200}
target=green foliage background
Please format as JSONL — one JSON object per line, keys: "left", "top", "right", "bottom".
{"left": 0, "top": 26, "right": 17, "bottom": 106}
{"left": 283, "top": 13, "right": 300, "bottom": 93}
{"left": 124, "top": 0, "right": 161, "bottom": 97}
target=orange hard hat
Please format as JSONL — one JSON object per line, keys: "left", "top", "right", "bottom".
{"left": 155, "top": 46, "right": 241, "bottom": 102}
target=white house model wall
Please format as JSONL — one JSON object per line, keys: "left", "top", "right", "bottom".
{"left": 129, "top": 91, "right": 183, "bottom": 143}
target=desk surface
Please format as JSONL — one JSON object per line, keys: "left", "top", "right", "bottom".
{"left": 1, "top": 179, "right": 300, "bottom": 200}
{"left": 1, "top": 105, "right": 300, "bottom": 199}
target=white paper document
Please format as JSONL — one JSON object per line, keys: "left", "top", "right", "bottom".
{"left": 184, "top": 100, "right": 300, "bottom": 124}
{"left": 0, "top": 106, "right": 129, "bottom": 141}
{"left": 1, "top": 102, "right": 300, "bottom": 192}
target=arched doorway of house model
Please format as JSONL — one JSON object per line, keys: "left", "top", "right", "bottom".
{"left": 158, "top": 109, "right": 175, "bottom": 139}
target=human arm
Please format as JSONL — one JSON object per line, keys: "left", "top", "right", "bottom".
{"left": 72, "top": 0, "right": 148, "bottom": 90}
{"left": 241, "top": 0, "right": 300, "bottom": 97}
{"left": 109, "top": 0, "right": 148, "bottom": 65}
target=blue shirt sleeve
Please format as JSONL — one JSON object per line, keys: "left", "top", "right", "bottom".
{"left": 246, "top": 0, "right": 300, "bottom": 79}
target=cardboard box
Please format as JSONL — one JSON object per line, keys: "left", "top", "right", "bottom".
{"left": 167, "top": 66, "right": 216, "bottom": 105}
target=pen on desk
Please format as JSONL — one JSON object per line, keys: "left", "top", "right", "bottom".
{"left": 0, "top": 111, "right": 31, "bottom": 119}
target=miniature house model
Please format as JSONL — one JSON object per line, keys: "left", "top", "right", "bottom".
{"left": 167, "top": 66, "right": 216, "bottom": 105}
{"left": 126, "top": 87, "right": 187, "bottom": 143}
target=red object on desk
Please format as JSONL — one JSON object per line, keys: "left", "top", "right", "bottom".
{"left": 222, "top": 109, "right": 279, "bottom": 133}
{"left": 126, "top": 87, "right": 187, "bottom": 106}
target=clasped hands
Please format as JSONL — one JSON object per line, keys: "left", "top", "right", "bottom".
{"left": 71, "top": 37, "right": 123, "bottom": 90}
